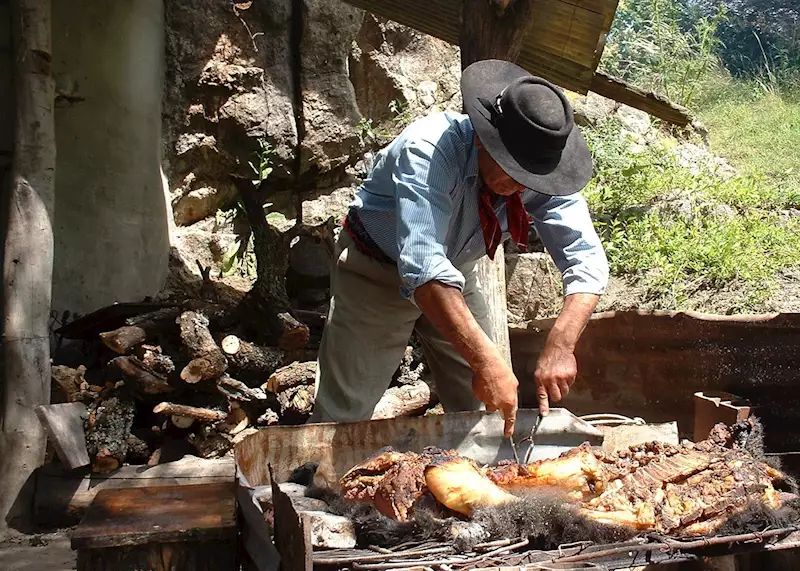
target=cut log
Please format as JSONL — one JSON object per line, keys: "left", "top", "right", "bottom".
{"left": 257, "top": 409, "right": 280, "bottom": 426}
{"left": 188, "top": 431, "right": 232, "bottom": 459}
{"left": 137, "top": 344, "right": 176, "bottom": 377}
{"left": 33, "top": 456, "right": 235, "bottom": 528}
{"left": 51, "top": 364, "right": 87, "bottom": 402}
{"left": 34, "top": 402, "right": 90, "bottom": 469}
{"left": 277, "top": 384, "right": 316, "bottom": 422}
{"left": 110, "top": 356, "right": 173, "bottom": 396}
{"left": 276, "top": 312, "right": 310, "bottom": 350}
{"left": 125, "top": 434, "right": 151, "bottom": 465}
{"left": 220, "top": 335, "right": 283, "bottom": 380}
{"left": 265, "top": 361, "right": 317, "bottom": 394}
{"left": 98, "top": 308, "right": 181, "bottom": 355}
{"left": 179, "top": 311, "right": 228, "bottom": 383}
{"left": 216, "top": 374, "right": 268, "bottom": 402}
{"left": 153, "top": 402, "right": 227, "bottom": 424}
{"left": 99, "top": 326, "right": 147, "bottom": 355}
{"left": 218, "top": 406, "right": 249, "bottom": 435}
{"left": 84, "top": 397, "right": 136, "bottom": 473}
{"left": 371, "top": 381, "right": 432, "bottom": 420}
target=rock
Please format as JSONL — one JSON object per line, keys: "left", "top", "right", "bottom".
{"left": 305, "top": 511, "right": 357, "bottom": 549}
{"left": 570, "top": 91, "right": 619, "bottom": 127}
{"left": 505, "top": 253, "right": 563, "bottom": 323}
{"left": 616, "top": 105, "right": 652, "bottom": 135}
{"left": 163, "top": 0, "right": 297, "bottom": 226}
{"left": 173, "top": 185, "right": 239, "bottom": 227}
{"left": 255, "top": 483, "right": 329, "bottom": 528}
{"left": 671, "top": 141, "right": 737, "bottom": 179}
{"left": 289, "top": 235, "right": 332, "bottom": 279}
{"left": 349, "top": 15, "right": 461, "bottom": 126}
{"left": 300, "top": 0, "right": 365, "bottom": 180}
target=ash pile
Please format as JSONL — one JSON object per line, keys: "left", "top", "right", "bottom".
{"left": 49, "top": 302, "right": 438, "bottom": 473}
{"left": 262, "top": 419, "right": 800, "bottom": 560}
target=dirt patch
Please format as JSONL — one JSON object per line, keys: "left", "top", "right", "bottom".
{"left": 0, "top": 532, "right": 75, "bottom": 571}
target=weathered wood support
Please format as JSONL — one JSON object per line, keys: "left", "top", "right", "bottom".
{"left": 0, "top": 0, "right": 56, "bottom": 529}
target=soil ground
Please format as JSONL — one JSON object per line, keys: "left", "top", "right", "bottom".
{"left": 0, "top": 531, "right": 76, "bottom": 571}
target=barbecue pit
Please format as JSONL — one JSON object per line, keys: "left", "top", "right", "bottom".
{"left": 235, "top": 409, "right": 800, "bottom": 571}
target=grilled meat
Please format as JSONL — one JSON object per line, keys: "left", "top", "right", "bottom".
{"left": 337, "top": 424, "right": 793, "bottom": 536}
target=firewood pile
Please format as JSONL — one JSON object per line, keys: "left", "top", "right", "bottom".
{"left": 50, "top": 302, "right": 440, "bottom": 473}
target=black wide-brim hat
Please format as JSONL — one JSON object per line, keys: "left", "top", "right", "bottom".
{"left": 462, "top": 59, "right": 593, "bottom": 196}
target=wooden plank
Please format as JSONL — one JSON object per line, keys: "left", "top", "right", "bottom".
{"left": 76, "top": 539, "right": 237, "bottom": 571}
{"left": 269, "top": 465, "right": 312, "bottom": 571}
{"left": 590, "top": 72, "right": 694, "bottom": 125}
{"left": 341, "top": 0, "right": 616, "bottom": 94}
{"left": 34, "top": 455, "right": 236, "bottom": 527}
{"left": 35, "top": 402, "right": 90, "bottom": 469}
{"left": 70, "top": 481, "right": 237, "bottom": 550}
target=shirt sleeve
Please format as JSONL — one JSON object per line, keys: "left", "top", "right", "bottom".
{"left": 393, "top": 139, "right": 465, "bottom": 300}
{"left": 527, "top": 192, "right": 610, "bottom": 296}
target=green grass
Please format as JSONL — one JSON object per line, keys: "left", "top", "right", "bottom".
{"left": 695, "top": 77, "right": 800, "bottom": 191}
{"left": 583, "top": 113, "right": 800, "bottom": 312}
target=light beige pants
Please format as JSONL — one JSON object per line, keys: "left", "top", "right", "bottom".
{"left": 310, "top": 231, "right": 492, "bottom": 423}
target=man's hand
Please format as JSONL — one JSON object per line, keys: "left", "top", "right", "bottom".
{"left": 534, "top": 344, "right": 577, "bottom": 415}
{"left": 473, "top": 349, "right": 519, "bottom": 437}
{"left": 415, "top": 280, "right": 519, "bottom": 436}
{"left": 531, "top": 293, "right": 599, "bottom": 416}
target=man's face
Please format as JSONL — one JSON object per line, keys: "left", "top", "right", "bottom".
{"left": 476, "top": 136, "right": 525, "bottom": 196}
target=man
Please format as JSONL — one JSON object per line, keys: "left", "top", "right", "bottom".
{"left": 309, "top": 59, "right": 609, "bottom": 437}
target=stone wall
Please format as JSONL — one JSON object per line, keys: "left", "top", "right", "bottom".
{"left": 50, "top": 0, "right": 170, "bottom": 317}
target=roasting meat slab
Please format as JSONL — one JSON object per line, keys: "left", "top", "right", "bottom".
{"left": 339, "top": 423, "right": 793, "bottom": 536}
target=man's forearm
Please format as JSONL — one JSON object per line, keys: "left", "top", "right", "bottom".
{"left": 414, "top": 280, "right": 497, "bottom": 368}
{"left": 545, "top": 293, "right": 599, "bottom": 351}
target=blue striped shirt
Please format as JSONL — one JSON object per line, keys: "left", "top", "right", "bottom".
{"left": 352, "top": 111, "right": 609, "bottom": 301}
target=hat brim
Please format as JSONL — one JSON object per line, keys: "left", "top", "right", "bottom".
{"left": 461, "top": 60, "right": 593, "bottom": 196}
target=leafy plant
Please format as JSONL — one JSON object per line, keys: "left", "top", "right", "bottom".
{"left": 248, "top": 139, "right": 275, "bottom": 186}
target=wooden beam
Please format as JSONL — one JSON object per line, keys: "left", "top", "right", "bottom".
{"left": 590, "top": 72, "right": 694, "bottom": 126}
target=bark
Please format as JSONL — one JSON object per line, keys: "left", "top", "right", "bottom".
{"left": 459, "top": 0, "right": 537, "bottom": 68}
{"left": 277, "top": 384, "right": 316, "bottom": 422}
{"left": 51, "top": 364, "right": 87, "bottom": 402}
{"left": 216, "top": 374, "right": 268, "bottom": 402}
{"left": 220, "top": 335, "right": 283, "bottom": 381}
{"left": 1, "top": 0, "right": 56, "bottom": 529}
{"left": 110, "top": 356, "right": 174, "bottom": 397}
{"left": 98, "top": 308, "right": 181, "bottom": 355}
{"left": 84, "top": 397, "right": 136, "bottom": 473}
{"left": 178, "top": 311, "right": 228, "bottom": 383}
{"left": 371, "top": 382, "right": 433, "bottom": 420}
{"left": 233, "top": 178, "right": 310, "bottom": 349}
{"left": 265, "top": 361, "right": 317, "bottom": 393}
{"left": 136, "top": 345, "right": 176, "bottom": 378}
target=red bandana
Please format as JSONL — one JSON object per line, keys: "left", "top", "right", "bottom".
{"left": 478, "top": 183, "right": 531, "bottom": 260}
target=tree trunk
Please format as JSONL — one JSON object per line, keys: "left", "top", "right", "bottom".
{"left": 0, "top": 0, "right": 56, "bottom": 530}
{"left": 459, "top": 0, "right": 537, "bottom": 67}
{"left": 460, "top": 0, "right": 535, "bottom": 367}
{"left": 233, "top": 179, "right": 310, "bottom": 349}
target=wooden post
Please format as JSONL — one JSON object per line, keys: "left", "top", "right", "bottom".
{"left": 1, "top": 0, "right": 56, "bottom": 530}
{"left": 476, "top": 248, "right": 512, "bottom": 366}
{"left": 460, "top": 0, "right": 536, "bottom": 366}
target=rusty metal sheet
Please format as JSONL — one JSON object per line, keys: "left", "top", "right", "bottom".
{"left": 510, "top": 310, "right": 800, "bottom": 474}
{"left": 235, "top": 409, "right": 602, "bottom": 489}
